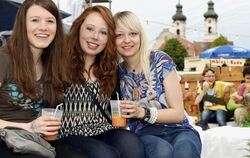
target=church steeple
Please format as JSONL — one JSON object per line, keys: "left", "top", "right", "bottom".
{"left": 204, "top": 0, "right": 218, "bottom": 19}
{"left": 203, "top": 0, "right": 218, "bottom": 42}
{"left": 172, "top": 0, "right": 186, "bottom": 37}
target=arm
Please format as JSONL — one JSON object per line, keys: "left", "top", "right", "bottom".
{"left": 0, "top": 116, "right": 61, "bottom": 136}
{"left": 156, "top": 69, "right": 184, "bottom": 123}
{"left": 195, "top": 81, "right": 210, "bottom": 105}
{"left": 121, "top": 70, "right": 184, "bottom": 124}
{"left": 0, "top": 82, "right": 60, "bottom": 135}
{"left": 195, "top": 91, "right": 206, "bottom": 105}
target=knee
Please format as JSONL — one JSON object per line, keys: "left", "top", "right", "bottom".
{"left": 244, "top": 93, "right": 250, "bottom": 102}
{"left": 112, "top": 129, "right": 143, "bottom": 148}
{"left": 140, "top": 135, "right": 173, "bottom": 157}
{"left": 217, "top": 120, "right": 227, "bottom": 126}
{"left": 110, "top": 129, "right": 144, "bottom": 158}
{"left": 174, "top": 137, "right": 201, "bottom": 158}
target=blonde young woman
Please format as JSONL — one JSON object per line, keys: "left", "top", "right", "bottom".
{"left": 114, "top": 11, "right": 201, "bottom": 158}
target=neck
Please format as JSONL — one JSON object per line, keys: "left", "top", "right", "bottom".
{"left": 84, "top": 55, "right": 96, "bottom": 72}
{"left": 124, "top": 58, "right": 140, "bottom": 73}
{"left": 32, "top": 50, "right": 43, "bottom": 65}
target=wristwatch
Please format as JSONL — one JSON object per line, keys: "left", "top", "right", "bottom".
{"left": 142, "top": 107, "right": 151, "bottom": 121}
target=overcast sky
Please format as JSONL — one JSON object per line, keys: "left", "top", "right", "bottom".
{"left": 105, "top": 0, "right": 250, "bottom": 50}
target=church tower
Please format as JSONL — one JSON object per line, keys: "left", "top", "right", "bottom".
{"left": 203, "top": 0, "right": 218, "bottom": 42}
{"left": 172, "top": 0, "right": 186, "bottom": 37}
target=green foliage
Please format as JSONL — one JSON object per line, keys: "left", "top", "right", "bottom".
{"left": 160, "top": 38, "right": 188, "bottom": 71}
{"left": 212, "top": 35, "right": 230, "bottom": 47}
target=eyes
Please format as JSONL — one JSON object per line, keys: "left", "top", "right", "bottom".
{"left": 115, "top": 31, "right": 139, "bottom": 39}
{"left": 85, "top": 26, "right": 108, "bottom": 36}
{"left": 30, "top": 17, "right": 56, "bottom": 24}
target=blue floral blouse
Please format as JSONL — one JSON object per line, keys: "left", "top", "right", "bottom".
{"left": 118, "top": 51, "right": 192, "bottom": 132}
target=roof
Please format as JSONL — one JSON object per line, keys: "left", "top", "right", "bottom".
{"left": 172, "top": 3, "right": 186, "bottom": 21}
{"left": 204, "top": 0, "right": 218, "bottom": 19}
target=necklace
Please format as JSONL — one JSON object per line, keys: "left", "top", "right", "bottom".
{"left": 125, "top": 61, "right": 140, "bottom": 73}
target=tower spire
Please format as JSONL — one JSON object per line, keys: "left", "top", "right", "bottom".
{"left": 203, "top": 0, "right": 219, "bottom": 42}
{"left": 172, "top": 0, "right": 186, "bottom": 37}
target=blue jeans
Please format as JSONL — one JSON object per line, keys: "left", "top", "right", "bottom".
{"left": 136, "top": 125, "right": 201, "bottom": 158}
{"left": 58, "top": 129, "right": 144, "bottom": 158}
{"left": 200, "top": 109, "right": 227, "bottom": 130}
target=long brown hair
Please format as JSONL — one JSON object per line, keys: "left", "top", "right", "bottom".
{"left": 7, "top": 0, "right": 66, "bottom": 106}
{"left": 65, "top": 5, "right": 118, "bottom": 98}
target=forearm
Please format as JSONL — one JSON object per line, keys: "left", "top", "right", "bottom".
{"left": 0, "top": 119, "right": 31, "bottom": 131}
{"left": 195, "top": 91, "right": 206, "bottom": 104}
{"left": 155, "top": 108, "right": 184, "bottom": 124}
{"left": 135, "top": 106, "right": 184, "bottom": 124}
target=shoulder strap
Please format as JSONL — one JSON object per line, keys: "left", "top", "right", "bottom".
{"left": 84, "top": 86, "right": 112, "bottom": 124}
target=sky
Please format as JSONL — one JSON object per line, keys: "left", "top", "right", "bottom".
{"left": 102, "top": 0, "right": 250, "bottom": 51}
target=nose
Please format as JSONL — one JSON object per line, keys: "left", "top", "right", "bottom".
{"left": 39, "top": 21, "right": 48, "bottom": 31}
{"left": 124, "top": 34, "right": 131, "bottom": 43}
{"left": 90, "top": 30, "right": 99, "bottom": 40}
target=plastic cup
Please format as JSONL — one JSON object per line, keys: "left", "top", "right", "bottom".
{"left": 110, "top": 100, "right": 126, "bottom": 128}
{"left": 41, "top": 108, "right": 63, "bottom": 141}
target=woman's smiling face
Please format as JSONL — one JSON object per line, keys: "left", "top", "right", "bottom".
{"left": 79, "top": 12, "right": 108, "bottom": 57}
{"left": 26, "top": 5, "right": 57, "bottom": 53}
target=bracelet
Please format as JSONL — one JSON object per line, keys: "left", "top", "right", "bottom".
{"left": 147, "top": 107, "right": 158, "bottom": 124}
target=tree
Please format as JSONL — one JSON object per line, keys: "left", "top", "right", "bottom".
{"left": 160, "top": 38, "right": 188, "bottom": 71}
{"left": 212, "top": 35, "right": 230, "bottom": 47}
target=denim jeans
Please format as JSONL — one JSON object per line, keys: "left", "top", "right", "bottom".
{"left": 200, "top": 109, "right": 227, "bottom": 130}
{"left": 136, "top": 124, "right": 201, "bottom": 158}
{"left": 58, "top": 129, "right": 144, "bottom": 158}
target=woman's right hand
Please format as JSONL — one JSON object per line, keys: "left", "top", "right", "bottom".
{"left": 203, "top": 81, "right": 212, "bottom": 92}
{"left": 27, "top": 116, "right": 61, "bottom": 136}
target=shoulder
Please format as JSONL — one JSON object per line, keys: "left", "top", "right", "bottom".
{"left": 0, "top": 46, "right": 10, "bottom": 60}
{"left": 150, "top": 50, "right": 176, "bottom": 69}
{"left": 215, "top": 81, "right": 233, "bottom": 87}
{"left": 150, "top": 50, "right": 173, "bottom": 62}
{"left": 238, "top": 83, "right": 246, "bottom": 89}
{"left": 0, "top": 46, "right": 11, "bottom": 64}
{"left": 0, "top": 46, "right": 10, "bottom": 57}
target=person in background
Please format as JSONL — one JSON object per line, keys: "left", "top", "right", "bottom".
{"left": 114, "top": 11, "right": 201, "bottom": 158}
{"left": 0, "top": 0, "right": 86, "bottom": 157}
{"left": 230, "top": 66, "right": 250, "bottom": 124}
{"left": 195, "top": 68, "right": 234, "bottom": 130}
{"left": 57, "top": 5, "right": 144, "bottom": 158}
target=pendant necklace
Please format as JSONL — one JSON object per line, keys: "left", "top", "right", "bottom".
{"left": 125, "top": 61, "right": 140, "bottom": 73}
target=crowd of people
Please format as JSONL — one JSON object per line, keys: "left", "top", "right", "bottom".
{"left": 192, "top": 66, "right": 250, "bottom": 130}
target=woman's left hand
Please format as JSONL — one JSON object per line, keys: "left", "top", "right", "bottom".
{"left": 120, "top": 100, "right": 145, "bottom": 119}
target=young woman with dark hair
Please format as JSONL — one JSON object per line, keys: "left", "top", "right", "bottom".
{"left": 0, "top": 0, "right": 85, "bottom": 157}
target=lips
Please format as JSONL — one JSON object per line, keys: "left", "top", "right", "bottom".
{"left": 121, "top": 45, "right": 134, "bottom": 51}
{"left": 35, "top": 33, "right": 49, "bottom": 39}
{"left": 87, "top": 41, "right": 99, "bottom": 49}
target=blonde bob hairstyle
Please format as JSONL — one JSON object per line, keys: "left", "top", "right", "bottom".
{"left": 114, "top": 11, "right": 151, "bottom": 83}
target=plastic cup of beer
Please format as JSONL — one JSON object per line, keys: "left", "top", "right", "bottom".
{"left": 41, "top": 108, "right": 63, "bottom": 141}
{"left": 110, "top": 100, "right": 127, "bottom": 128}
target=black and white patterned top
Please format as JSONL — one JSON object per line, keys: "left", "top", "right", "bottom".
{"left": 59, "top": 82, "right": 113, "bottom": 137}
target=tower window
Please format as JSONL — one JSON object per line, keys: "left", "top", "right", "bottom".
{"left": 177, "top": 29, "right": 180, "bottom": 35}
{"left": 208, "top": 27, "right": 212, "bottom": 33}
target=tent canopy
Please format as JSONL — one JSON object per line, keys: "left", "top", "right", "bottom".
{"left": 199, "top": 45, "right": 250, "bottom": 59}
